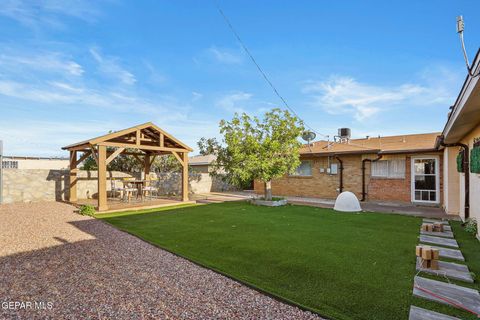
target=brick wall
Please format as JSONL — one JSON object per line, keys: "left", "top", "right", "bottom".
{"left": 255, "top": 154, "right": 364, "bottom": 199}
{"left": 254, "top": 152, "right": 444, "bottom": 204}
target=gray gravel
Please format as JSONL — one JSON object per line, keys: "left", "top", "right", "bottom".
{"left": 0, "top": 202, "right": 321, "bottom": 320}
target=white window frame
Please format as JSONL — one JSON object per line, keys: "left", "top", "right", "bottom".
{"left": 371, "top": 159, "right": 405, "bottom": 179}
{"left": 411, "top": 156, "right": 440, "bottom": 204}
{"left": 290, "top": 160, "right": 313, "bottom": 177}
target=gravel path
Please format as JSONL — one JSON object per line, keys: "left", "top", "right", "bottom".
{"left": 0, "top": 202, "right": 320, "bottom": 320}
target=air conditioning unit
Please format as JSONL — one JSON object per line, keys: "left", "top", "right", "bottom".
{"left": 338, "top": 128, "right": 351, "bottom": 140}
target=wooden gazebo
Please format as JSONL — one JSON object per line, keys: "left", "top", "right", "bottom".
{"left": 62, "top": 122, "right": 192, "bottom": 211}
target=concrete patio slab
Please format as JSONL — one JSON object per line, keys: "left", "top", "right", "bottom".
{"left": 423, "top": 219, "right": 450, "bottom": 225}
{"left": 413, "top": 276, "right": 480, "bottom": 314}
{"left": 419, "top": 235, "right": 459, "bottom": 248}
{"left": 409, "top": 306, "right": 460, "bottom": 320}
{"left": 420, "top": 230, "right": 454, "bottom": 238}
{"left": 416, "top": 258, "right": 473, "bottom": 283}
{"left": 421, "top": 245, "right": 465, "bottom": 261}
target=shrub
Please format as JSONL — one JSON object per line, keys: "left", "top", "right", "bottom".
{"left": 470, "top": 146, "right": 480, "bottom": 173}
{"left": 456, "top": 150, "right": 465, "bottom": 173}
{"left": 79, "top": 205, "right": 96, "bottom": 216}
{"left": 464, "top": 218, "right": 478, "bottom": 235}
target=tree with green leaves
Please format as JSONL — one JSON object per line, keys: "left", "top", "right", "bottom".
{"left": 198, "top": 108, "right": 304, "bottom": 201}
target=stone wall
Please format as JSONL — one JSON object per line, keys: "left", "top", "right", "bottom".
{"left": 1, "top": 169, "right": 237, "bottom": 204}
{"left": 152, "top": 172, "right": 237, "bottom": 196}
{"left": 1, "top": 169, "right": 136, "bottom": 204}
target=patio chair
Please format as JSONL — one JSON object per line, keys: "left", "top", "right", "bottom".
{"left": 122, "top": 178, "right": 138, "bottom": 202}
{"left": 141, "top": 177, "right": 157, "bottom": 200}
{"left": 109, "top": 178, "right": 125, "bottom": 200}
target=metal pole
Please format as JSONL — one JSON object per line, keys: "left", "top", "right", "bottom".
{"left": 0, "top": 140, "right": 3, "bottom": 204}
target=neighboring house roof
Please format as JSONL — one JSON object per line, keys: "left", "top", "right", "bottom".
{"left": 189, "top": 154, "right": 216, "bottom": 166}
{"left": 301, "top": 132, "right": 441, "bottom": 156}
{"left": 441, "top": 49, "right": 480, "bottom": 144}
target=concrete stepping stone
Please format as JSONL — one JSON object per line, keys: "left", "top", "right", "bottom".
{"left": 413, "top": 276, "right": 480, "bottom": 314}
{"left": 420, "top": 230, "right": 454, "bottom": 238}
{"left": 416, "top": 257, "right": 473, "bottom": 283}
{"left": 409, "top": 305, "right": 460, "bottom": 320}
{"left": 423, "top": 219, "right": 449, "bottom": 225}
{"left": 422, "top": 245, "right": 465, "bottom": 261}
{"left": 420, "top": 235, "right": 459, "bottom": 248}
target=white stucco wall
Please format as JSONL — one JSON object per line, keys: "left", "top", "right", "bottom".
{"left": 443, "top": 147, "right": 460, "bottom": 215}
{"left": 458, "top": 125, "right": 480, "bottom": 238}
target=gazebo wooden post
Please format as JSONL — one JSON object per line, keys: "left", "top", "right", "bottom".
{"left": 182, "top": 152, "right": 189, "bottom": 201}
{"left": 144, "top": 154, "right": 151, "bottom": 179}
{"left": 69, "top": 150, "right": 78, "bottom": 202}
{"left": 97, "top": 145, "right": 108, "bottom": 211}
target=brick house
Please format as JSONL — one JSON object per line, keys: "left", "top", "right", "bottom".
{"left": 254, "top": 132, "right": 443, "bottom": 206}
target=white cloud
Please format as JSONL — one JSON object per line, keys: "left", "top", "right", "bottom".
{"left": 207, "top": 46, "right": 243, "bottom": 64}
{"left": 215, "top": 91, "right": 253, "bottom": 113}
{"left": 0, "top": 119, "right": 119, "bottom": 156}
{"left": 0, "top": 52, "right": 84, "bottom": 76}
{"left": 302, "top": 74, "right": 457, "bottom": 121}
{"left": 90, "top": 47, "right": 136, "bottom": 85}
{"left": 0, "top": 0, "right": 101, "bottom": 29}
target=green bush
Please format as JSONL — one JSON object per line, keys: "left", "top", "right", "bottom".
{"left": 471, "top": 146, "right": 480, "bottom": 173}
{"left": 79, "top": 205, "right": 96, "bottom": 216}
{"left": 456, "top": 150, "right": 464, "bottom": 172}
{"left": 464, "top": 218, "right": 478, "bottom": 235}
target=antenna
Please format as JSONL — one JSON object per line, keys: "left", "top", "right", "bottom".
{"left": 301, "top": 131, "right": 316, "bottom": 152}
{"left": 456, "top": 15, "right": 479, "bottom": 77}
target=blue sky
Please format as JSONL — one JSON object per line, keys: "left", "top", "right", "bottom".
{"left": 0, "top": 0, "right": 479, "bottom": 156}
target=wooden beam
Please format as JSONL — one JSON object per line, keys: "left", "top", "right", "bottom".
{"left": 182, "top": 152, "right": 189, "bottom": 201}
{"left": 97, "top": 145, "right": 108, "bottom": 211}
{"left": 69, "top": 150, "right": 78, "bottom": 202}
{"left": 136, "top": 129, "right": 141, "bottom": 146}
{"left": 90, "top": 146, "right": 98, "bottom": 166}
{"left": 97, "top": 141, "right": 189, "bottom": 153}
{"left": 77, "top": 150, "right": 92, "bottom": 166}
{"left": 159, "top": 133, "right": 164, "bottom": 147}
{"left": 106, "top": 147, "right": 125, "bottom": 165}
{"left": 171, "top": 151, "right": 184, "bottom": 166}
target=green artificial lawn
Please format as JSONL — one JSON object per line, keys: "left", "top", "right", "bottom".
{"left": 99, "top": 202, "right": 480, "bottom": 320}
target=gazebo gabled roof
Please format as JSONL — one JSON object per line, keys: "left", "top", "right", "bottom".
{"left": 62, "top": 122, "right": 193, "bottom": 152}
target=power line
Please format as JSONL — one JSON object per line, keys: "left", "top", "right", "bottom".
{"left": 213, "top": 1, "right": 328, "bottom": 138}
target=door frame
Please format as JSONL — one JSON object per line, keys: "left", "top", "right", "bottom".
{"left": 411, "top": 155, "right": 440, "bottom": 204}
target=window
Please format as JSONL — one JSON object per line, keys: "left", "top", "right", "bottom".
{"left": 2, "top": 160, "right": 18, "bottom": 169}
{"left": 291, "top": 160, "right": 312, "bottom": 176}
{"left": 371, "top": 159, "right": 405, "bottom": 178}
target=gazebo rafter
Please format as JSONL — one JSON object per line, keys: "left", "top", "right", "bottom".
{"left": 62, "top": 122, "right": 192, "bottom": 211}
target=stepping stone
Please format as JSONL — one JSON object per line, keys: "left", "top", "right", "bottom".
{"left": 420, "top": 235, "right": 459, "bottom": 248}
{"left": 423, "top": 219, "right": 449, "bottom": 225}
{"left": 413, "top": 276, "right": 480, "bottom": 314}
{"left": 409, "top": 305, "right": 460, "bottom": 320}
{"left": 423, "top": 245, "right": 465, "bottom": 261}
{"left": 416, "top": 257, "right": 473, "bottom": 283}
{"left": 420, "top": 230, "right": 454, "bottom": 238}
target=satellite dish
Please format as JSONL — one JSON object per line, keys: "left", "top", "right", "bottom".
{"left": 302, "top": 131, "right": 316, "bottom": 142}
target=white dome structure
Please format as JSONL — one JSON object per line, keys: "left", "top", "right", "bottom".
{"left": 334, "top": 191, "right": 362, "bottom": 212}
